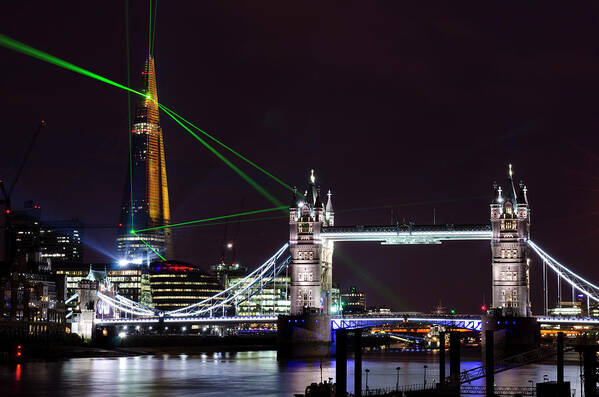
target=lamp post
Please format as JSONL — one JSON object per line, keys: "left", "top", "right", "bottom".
{"left": 365, "top": 369, "right": 370, "bottom": 392}
{"left": 395, "top": 367, "right": 401, "bottom": 391}
{"left": 424, "top": 365, "right": 428, "bottom": 387}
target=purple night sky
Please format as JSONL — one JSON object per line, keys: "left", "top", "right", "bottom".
{"left": 2, "top": 2, "right": 599, "bottom": 312}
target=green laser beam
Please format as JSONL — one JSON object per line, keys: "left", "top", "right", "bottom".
{"left": 158, "top": 103, "right": 294, "bottom": 193}
{"left": 151, "top": 0, "right": 158, "bottom": 56}
{"left": 168, "top": 214, "right": 288, "bottom": 231}
{"left": 133, "top": 205, "right": 287, "bottom": 233}
{"left": 0, "top": 34, "right": 145, "bottom": 98}
{"left": 125, "top": 0, "right": 134, "bottom": 229}
{"left": 148, "top": 0, "right": 152, "bottom": 59}
{"left": 0, "top": 34, "right": 293, "bottom": 204}
{"left": 161, "top": 106, "right": 284, "bottom": 207}
{"left": 132, "top": 231, "right": 166, "bottom": 260}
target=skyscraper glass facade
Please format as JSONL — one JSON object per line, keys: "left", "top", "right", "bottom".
{"left": 117, "top": 56, "right": 172, "bottom": 263}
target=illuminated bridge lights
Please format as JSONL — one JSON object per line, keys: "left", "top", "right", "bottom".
{"left": 321, "top": 224, "right": 492, "bottom": 244}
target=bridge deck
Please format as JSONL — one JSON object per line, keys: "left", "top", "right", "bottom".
{"left": 321, "top": 224, "right": 492, "bottom": 243}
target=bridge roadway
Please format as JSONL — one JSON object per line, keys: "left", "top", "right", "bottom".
{"left": 95, "top": 313, "right": 599, "bottom": 331}
{"left": 321, "top": 224, "right": 492, "bottom": 244}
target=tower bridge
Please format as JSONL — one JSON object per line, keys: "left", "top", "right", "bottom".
{"left": 74, "top": 166, "right": 599, "bottom": 357}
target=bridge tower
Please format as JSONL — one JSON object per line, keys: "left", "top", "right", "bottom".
{"left": 289, "top": 170, "right": 334, "bottom": 315}
{"left": 490, "top": 164, "right": 531, "bottom": 317}
{"left": 279, "top": 171, "right": 333, "bottom": 358}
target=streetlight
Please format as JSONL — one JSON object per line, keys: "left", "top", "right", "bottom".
{"left": 365, "top": 369, "right": 370, "bottom": 392}
{"left": 424, "top": 365, "right": 428, "bottom": 387}
{"left": 395, "top": 367, "right": 401, "bottom": 391}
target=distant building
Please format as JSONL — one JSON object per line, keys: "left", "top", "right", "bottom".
{"left": 368, "top": 307, "right": 392, "bottom": 314}
{"left": 40, "top": 219, "right": 83, "bottom": 265}
{"left": 432, "top": 301, "right": 449, "bottom": 315}
{"left": 331, "top": 283, "right": 341, "bottom": 314}
{"left": 0, "top": 272, "right": 67, "bottom": 337}
{"left": 548, "top": 302, "right": 583, "bottom": 317}
{"left": 341, "top": 286, "right": 366, "bottom": 314}
{"left": 117, "top": 55, "right": 172, "bottom": 263}
{"left": 149, "top": 261, "right": 223, "bottom": 312}
{"left": 227, "top": 273, "right": 290, "bottom": 316}
{"left": 12, "top": 200, "right": 83, "bottom": 269}
{"left": 211, "top": 262, "right": 248, "bottom": 287}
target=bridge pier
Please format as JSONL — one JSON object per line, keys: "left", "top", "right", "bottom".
{"left": 481, "top": 310, "right": 539, "bottom": 360}
{"left": 276, "top": 313, "right": 331, "bottom": 358}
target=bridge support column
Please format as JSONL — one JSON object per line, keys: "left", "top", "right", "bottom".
{"left": 336, "top": 329, "right": 347, "bottom": 397}
{"left": 276, "top": 313, "right": 331, "bottom": 358}
{"left": 485, "top": 330, "right": 494, "bottom": 397}
{"left": 482, "top": 311, "right": 539, "bottom": 360}
{"left": 449, "top": 332, "right": 461, "bottom": 383}
{"left": 557, "top": 332, "right": 564, "bottom": 384}
{"left": 354, "top": 330, "right": 362, "bottom": 397}
{"left": 439, "top": 331, "right": 446, "bottom": 385}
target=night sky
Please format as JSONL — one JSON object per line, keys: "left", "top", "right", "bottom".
{"left": 2, "top": 2, "right": 599, "bottom": 313}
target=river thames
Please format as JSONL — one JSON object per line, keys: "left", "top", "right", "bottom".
{"left": 0, "top": 351, "right": 583, "bottom": 396}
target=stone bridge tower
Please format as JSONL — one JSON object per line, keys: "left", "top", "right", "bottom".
{"left": 490, "top": 165, "right": 531, "bottom": 317}
{"left": 289, "top": 171, "right": 334, "bottom": 315}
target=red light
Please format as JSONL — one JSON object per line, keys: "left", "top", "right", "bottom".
{"left": 5, "top": 209, "right": 10, "bottom": 214}
{"left": 481, "top": 305, "right": 487, "bottom": 311}
{"left": 17, "top": 345, "right": 21, "bottom": 349}
{"left": 118, "top": 223, "right": 123, "bottom": 227}
{"left": 16, "top": 352, "right": 21, "bottom": 357}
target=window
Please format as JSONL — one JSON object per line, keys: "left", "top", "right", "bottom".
{"left": 309, "top": 273, "right": 313, "bottom": 282}
{"left": 501, "top": 249, "right": 505, "bottom": 258}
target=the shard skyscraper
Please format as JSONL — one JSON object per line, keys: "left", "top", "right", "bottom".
{"left": 116, "top": 56, "right": 172, "bottom": 264}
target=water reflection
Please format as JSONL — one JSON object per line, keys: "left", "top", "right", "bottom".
{"left": 0, "top": 351, "right": 583, "bottom": 396}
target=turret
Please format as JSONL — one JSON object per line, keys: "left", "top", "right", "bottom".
{"left": 326, "top": 190, "right": 334, "bottom": 226}
{"left": 289, "top": 186, "right": 298, "bottom": 226}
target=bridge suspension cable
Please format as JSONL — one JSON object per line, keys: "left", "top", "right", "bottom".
{"left": 165, "top": 243, "right": 290, "bottom": 317}
{"left": 97, "top": 291, "right": 156, "bottom": 316}
{"left": 527, "top": 240, "right": 599, "bottom": 304}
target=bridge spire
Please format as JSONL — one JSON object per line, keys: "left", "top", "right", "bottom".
{"left": 506, "top": 164, "right": 518, "bottom": 208}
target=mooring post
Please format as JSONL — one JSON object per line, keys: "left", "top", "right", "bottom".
{"left": 557, "top": 331, "right": 564, "bottom": 384}
{"left": 485, "top": 330, "right": 494, "bottom": 397}
{"left": 449, "top": 331, "right": 461, "bottom": 383}
{"left": 439, "top": 331, "right": 446, "bottom": 385}
{"left": 336, "top": 329, "right": 347, "bottom": 397}
{"left": 354, "top": 330, "right": 362, "bottom": 397}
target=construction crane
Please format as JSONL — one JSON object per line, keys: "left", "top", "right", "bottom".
{"left": 0, "top": 120, "right": 46, "bottom": 269}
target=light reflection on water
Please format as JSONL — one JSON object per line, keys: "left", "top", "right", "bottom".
{"left": 0, "top": 351, "right": 583, "bottom": 396}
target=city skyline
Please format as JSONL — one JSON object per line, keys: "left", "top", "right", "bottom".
{"left": 3, "top": 2, "right": 599, "bottom": 312}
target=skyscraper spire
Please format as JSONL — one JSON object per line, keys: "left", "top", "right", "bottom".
{"left": 117, "top": 55, "right": 172, "bottom": 263}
